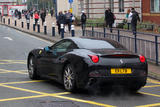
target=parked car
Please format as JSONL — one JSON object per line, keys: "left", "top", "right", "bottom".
{"left": 27, "top": 37, "right": 148, "bottom": 92}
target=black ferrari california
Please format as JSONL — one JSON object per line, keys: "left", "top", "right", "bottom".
{"left": 27, "top": 37, "right": 148, "bottom": 92}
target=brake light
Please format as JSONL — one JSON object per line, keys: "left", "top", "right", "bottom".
{"left": 139, "top": 55, "right": 146, "bottom": 63}
{"left": 88, "top": 55, "right": 99, "bottom": 63}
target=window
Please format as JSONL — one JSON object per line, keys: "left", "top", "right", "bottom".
{"left": 76, "top": 38, "right": 115, "bottom": 49}
{"left": 109, "top": 0, "right": 114, "bottom": 12}
{"left": 151, "top": 0, "right": 160, "bottom": 12}
{"left": 51, "top": 40, "right": 77, "bottom": 52}
{"left": 119, "top": 0, "right": 124, "bottom": 12}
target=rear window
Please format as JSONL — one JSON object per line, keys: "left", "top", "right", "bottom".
{"left": 78, "top": 39, "right": 116, "bottom": 49}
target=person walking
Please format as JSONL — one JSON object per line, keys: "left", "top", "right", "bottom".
{"left": 105, "top": 9, "right": 109, "bottom": 27}
{"left": 25, "top": 11, "right": 30, "bottom": 22}
{"left": 81, "top": 11, "right": 87, "bottom": 31}
{"left": 65, "top": 10, "right": 72, "bottom": 32}
{"left": 40, "top": 9, "right": 46, "bottom": 26}
{"left": 50, "top": 8, "right": 54, "bottom": 17}
{"left": 57, "top": 11, "right": 65, "bottom": 35}
{"left": 129, "top": 8, "right": 140, "bottom": 34}
{"left": 105, "top": 8, "right": 115, "bottom": 33}
{"left": 34, "top": 11, "right": 39, "bottom": 26}
{"left": 126, "top": 9, "right": 131, "bottom": 30}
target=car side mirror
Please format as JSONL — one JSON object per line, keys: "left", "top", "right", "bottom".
{"left": 44, "top": 46, "right": 51, "bottom": 53}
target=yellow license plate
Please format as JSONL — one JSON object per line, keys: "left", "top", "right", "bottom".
{"left": 111, "top": 68, "right": 132, "bottom": 74}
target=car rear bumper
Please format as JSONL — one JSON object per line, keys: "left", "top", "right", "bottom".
{"left": 76, "top": 75, "right": 147, "bottom": 89}
{"left": 87, "top": 76, "right": 147, "bottom": 86}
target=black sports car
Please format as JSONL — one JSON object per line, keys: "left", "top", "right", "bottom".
{"left": 27, "top": 37, "right": 148, "bottom": 92}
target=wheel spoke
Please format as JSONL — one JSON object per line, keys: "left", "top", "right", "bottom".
{"left": 63, "top": 65, "right": 75, "bottom": 91}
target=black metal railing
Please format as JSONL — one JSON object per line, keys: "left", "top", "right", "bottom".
{"left": 83, "top": 27, "right": 160, "bottom": 65}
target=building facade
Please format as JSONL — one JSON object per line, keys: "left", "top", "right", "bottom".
{"left": 0, "top": 0, "right": 27, "bottom": 16}
{"left": 56, "top": 0, "right": 160, "bottom": 24}
{"left": 77, "top": 0, "right": 141, "bottom": 23}
{"left": 142, "top": 0, "right": 160, "bottom": 24}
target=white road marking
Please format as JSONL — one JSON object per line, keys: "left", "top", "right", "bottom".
{"left": 3, "top": 37, "right": 13, "bottom": 41}
{"left": 16, "top": 30, "right": 52, "bottom": 45}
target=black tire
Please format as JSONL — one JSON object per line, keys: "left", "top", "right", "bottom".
{"left": 128, "top": 85, "right": 142, "bottom": 93}
{"left": 63, "top": 64, "right": 77, "bottom": 92}
{"left": 28, "top": 56, "right": 40, "bottom": 80}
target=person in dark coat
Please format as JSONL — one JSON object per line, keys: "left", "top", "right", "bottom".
{"left": 57, "top": 11, "right": 65, "bottom": 35}
{"left": 65, "top": 10, "right": 72, "bottom": 32}
{"left": 130, "top": 8, "right": 140, "bottom": 34}
{"left": 50, "top": 9, "right": 54, "bottom": 17}
{"left": 81, "top": 11, "right": 87, "bottom": 31}
{"left": 40, "top": 9, "right": 46, "bottom": 26}
{"left": 105, "top": 9, "right": 109, "bottom": 27}
{"left": 105, "top": 8, "right": 115, "bottom": 33}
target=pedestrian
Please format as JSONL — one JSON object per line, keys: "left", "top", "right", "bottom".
{"left": 18, "top": 11, "right": 21, "bottom": 19}
{"left": 105, "top": 9, "right": 109, "bottom": 27}
{"left": 34, "top": 11, "right": 39, "bottom": 26}
{"left": 11, "top": 10, "right": 14, "bottom": 18}
{"left": 30, "top": 10, "right": 33, "bottom": 19}
{"left": 64, "top": 10, "right": 67, "bottom": 32}
{"left": 81, "top": 11, "right": 87, "bottom": 31}
{"left": 40, "top": 9, "right": 46, "bottom": 26}
{"left": 126, "top": 9, "right": 131, "bottom": 30}
{"left": 57, "top": 11, "right": 65, "bottom": 35}
{"left": 50, "top": 8, "right": 54, "bottom": 17}
{"left": 105, "top": 8, "right": 115, "bottom": 33}
{"left": 129, "top": 8, "right": 140, "bottom": 34}
{"left": 65, "top": 10, "right": 72, "bottom": 32}
{"left": 25, "top": 11, "right": 30, "bottom": 22}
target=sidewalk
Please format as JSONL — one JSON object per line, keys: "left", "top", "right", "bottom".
{"left": 0, "top": 15, "right": 160, "bottom": 81}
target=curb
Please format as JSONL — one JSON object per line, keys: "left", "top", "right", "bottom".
{"left": 148, "top": 72, "right": 160, "bottom": 81}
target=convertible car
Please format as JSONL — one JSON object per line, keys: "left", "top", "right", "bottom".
{"left": 27, "top": 37, "right": 148, "bottom": 92}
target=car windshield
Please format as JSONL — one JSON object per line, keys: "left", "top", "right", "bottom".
{"left": 74, "top": 38, "right": 124, "bottom": 49}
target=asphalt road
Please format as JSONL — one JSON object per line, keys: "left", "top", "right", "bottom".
{"left": 0, "top": 25, "right": 160, "bottom": 107}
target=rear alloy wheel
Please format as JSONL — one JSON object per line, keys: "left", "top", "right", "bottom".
{"left": 63, "top": 64, "right": 76, "bottom": 92}
{"left": 28, "top": 56, "right": 39, "bottom": 80}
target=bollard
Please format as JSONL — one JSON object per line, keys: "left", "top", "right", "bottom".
{"left": 103, "top": 27, "right": 106, "bottom": 38}
{"left": 27, "top": 20, "right": 30, "bottom": 30}
{"left": 117, "top": 30, "right": 120, "bottom": 42}
{"left": 82, "top": 25, "right": 85, "bottom": 36}
{"left": 33, "top": 20, "right": 35, "bottom": 31}
{"left": 37, "top": 21, "right": 40, "bottom": 33}
{"left": 52, "top": 23, "right": 55, "bottom": 36}
{"left": 21, "top": 20, "right": 24, "bottom": 28}
{"left": 44, "top": 22, "right": 47, "bottom": 34}
{"left": 155, "top": 36, "right": 159, "bottom": 65}
{"left": 3, "top": 18, "right": 5, "bottom": 24}
{"left": 92, "top": 26, "right": 94, "bottom": 37}
{"left": 15, "top": 19, "right": 17, "bottom": 26}
{"left": 61, "top": 24, "right": 64, "bottom": 38}
{"left": 71, "top": 25, "right": 75, "bottom": 37}
{"left": 8, "top": 18, "right": 10, "bottom": 25}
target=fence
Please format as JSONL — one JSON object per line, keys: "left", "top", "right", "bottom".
{"left": 83, "top": 27, "right": 160, "bottom": 65}
{"left": 84, "top": 22, "right": 160, "bottom": 33}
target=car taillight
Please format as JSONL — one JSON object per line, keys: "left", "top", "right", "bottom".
{"left": 88, "top": 55, "right": 99, "bottom": 63}
{"left": 139, "top": 55, "right": 146, "bottom": 63}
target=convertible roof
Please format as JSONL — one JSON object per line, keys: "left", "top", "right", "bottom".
{"left": 65, "top": 37, "right": 125, "bottom": 49}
